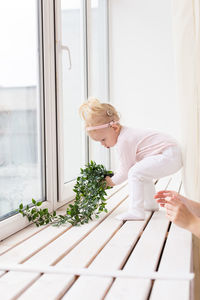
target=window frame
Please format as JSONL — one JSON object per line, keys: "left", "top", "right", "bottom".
{"left": 87, "top": 0, "right": 111, "bottom": 169}
{"left": 0, "top": 0, "right": 110, "bottom": 241}
{"left": 54, "top": 0, "right": 89, "bottom": 204}
{"left": 0, "top": 0, "right": 57, "bottom": 240}
{"left": 55, "top": 0, "right": 110, "bottom": 203}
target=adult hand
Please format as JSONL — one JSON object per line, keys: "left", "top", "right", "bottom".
{"left": 155, "top": 190, "right": 200, "bottom": 237}
{"left": 154, "top": 190, "right": 182, "bottom": 207}
{"left": 164, "top": 196, "right": 197, "bottom": 230}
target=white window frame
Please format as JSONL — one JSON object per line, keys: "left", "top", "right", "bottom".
{"left": 55, "top": 0, "right": 89, "bottom": 204}
{"left": 0, "top": 0, "right": 57, "bottom": 240}
{"left": 0, "top": 0, "right": 110, "bottom": 241}
{"left": 87, "top": 0, "right": 111, "bottom": 169}
{"left": 55, "top": 0, "right": 111, "bottom": 204}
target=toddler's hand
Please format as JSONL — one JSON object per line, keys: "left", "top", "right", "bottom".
{"left": 105, "top": 176, "right": 115, "bottom": 187}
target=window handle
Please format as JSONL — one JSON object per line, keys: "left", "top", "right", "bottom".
{"left": 61, "top": 45, "right": 72, "bottom": 70}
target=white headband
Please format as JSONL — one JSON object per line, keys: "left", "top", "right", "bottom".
{"left": 86, "top": 121, "right": 118, "bottom": 131}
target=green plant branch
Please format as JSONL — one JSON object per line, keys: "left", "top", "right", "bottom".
{"left": 18, "top": 161, "right": 113, "bottom": 227}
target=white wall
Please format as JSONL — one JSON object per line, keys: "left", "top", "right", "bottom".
{"left": 109, "top": 0, "right": 181, "bottom": 139}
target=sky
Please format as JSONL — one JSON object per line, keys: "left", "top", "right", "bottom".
{"left": 0, "top": 0, "right": 38, "bottom": 87}
{"left": 0, "top": 0, "right": 98, "bottom": 87}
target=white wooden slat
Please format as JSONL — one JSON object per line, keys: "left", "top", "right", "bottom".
{"left": 0, "top": 205, "right": 72, "bottom": 257}
{"left": 0, "top": 224, "right": 49, "bottom": 255}
{"left": 0, "top": 182, "right": 122, "bottom": 254}
{"left": 24, "top": 189, "right": 128, "bottom": 268}
{"left": 154, "top": 176, "right": 171, "bottom": 213}
{"left": 0, "top": 186, "right": 128, "bottom": 299}
{"left": 18, "top": 178, "right": 169, "bottom": 299}
{"left": 167, "top": 170, "right": 182, "bottom": 191}
{"left": 154, "top": 176, "right": 172, "bottom": 192}
{"left": 0, "top": 264, "right": 193, "bottom": 280}
{"left": 155, "top": 171, "right": 182, "bottom": 216}
{"left": 17, "top": 199, "right": 133, "bottom": 300}
{"left": 155, "top": 171, "right": 182, "bottom": 195}
{"left": 1, "top": 186, "right": 126, "bottom": 298}
{"left": 150, "top": 169, "right": 192, "bottom": 299}
{"left": 23, "top": 186, "right": 128, "bottom": 267}
{"left": 0, "top": 202, "right": 53, "bottom": 242}
{"left": 17, "top": 175, "right": 175, "bottom": 299}
{"left": 0, "top": 184, "right": 124, "bottom": 269}
{"left": 0, "top": 173, "right": 188, "bottom": 300}
{"left": 166, "top": 170, "right": 182, "bottom": 191}
{"left": 60, "top": 213, "right": 151, "bottom": 300}
{"left": 0, "top": 224, "right": 71, "bottom": 280}
{"left": 104, "top": 174, "right": 180, "bottom": 299}
{"left": 0, "top": 224, "right": 71, "bottom": 265}
{"left": 104, "top": 210, "right": 170, "bottom": 300}
{"left": 150, "top": 225, "right": 192, "bottom": 300}
{"left": 0, "top": 202, "right": 74, "bottom": 256}
{"left": 151, "top": 279, "right": 190, "bottom": 300}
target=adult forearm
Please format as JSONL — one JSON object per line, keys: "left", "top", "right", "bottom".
{"left": 183, "top": 198, "right": 200, "bottom": 217}
{"left": 188, "top": 216, "right": 200, "bottom": 238}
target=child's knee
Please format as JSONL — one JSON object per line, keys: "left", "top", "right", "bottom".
{"left": 128, "top": 167, "right": 145, "bottom": 182}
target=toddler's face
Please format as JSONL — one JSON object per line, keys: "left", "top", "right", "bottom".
{"left": 89, "top": 125, "right": 121, "bottom": 148}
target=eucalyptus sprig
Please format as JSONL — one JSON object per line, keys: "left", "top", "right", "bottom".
{"left": 18, "top": 161, "right": 113, "bottom": 227}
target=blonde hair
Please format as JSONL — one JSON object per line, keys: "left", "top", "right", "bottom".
{"left": 79, "top": 97, "right": 120, "bottom": 129}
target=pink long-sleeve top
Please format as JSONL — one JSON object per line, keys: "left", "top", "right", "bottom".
{"left": 111, "top": 126, "right": 179, "bottom": 185}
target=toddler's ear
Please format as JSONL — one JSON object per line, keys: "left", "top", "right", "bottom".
{"left": 112, "top": 124, "right": 120, "bottom": 132}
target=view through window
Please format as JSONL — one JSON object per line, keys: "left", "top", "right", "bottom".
{"left": 0, "top": 0, "right": 44, "bottom": 220}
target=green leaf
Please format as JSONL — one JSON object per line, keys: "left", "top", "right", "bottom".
{"left": 33, "top": 213, "right": 38, "bottom": 220}
{"left": 18, "top": 161, "right": 112, "bottom": 227}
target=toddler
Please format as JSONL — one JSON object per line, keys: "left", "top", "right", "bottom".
{"left": 79, "top": 98, "right": 182, "bottom": 221}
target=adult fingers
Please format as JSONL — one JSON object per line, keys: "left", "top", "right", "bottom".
{"left": 165, "top": 203, "right": 177, "bottom": 212}
{"left": 154, "top": 192, "right": 168, "bottom": 198}
{"left": 166, "top": 210, "right": 174, "bottom": 222}
{"left": 168, "top": 196, "right": 181, "bottom": 206}
{"left": 154, "top": 192, "right": 175, "bottom": 199}
{"left": 156, "top": 198, "right": 175, "bottom": 205}
{"left": 156, "top": 198, "right": 167, "bottom": 203}
{"left": 156, "top": 199, "right": 167, "bottom": 207}
{"left": 155, "top": 190, "right": 176, "bottom": 195}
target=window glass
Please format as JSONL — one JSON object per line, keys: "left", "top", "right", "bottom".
{"left": 0, "top": 0, "right": 44, "bottom": 220}
{"left": 88, "top": 0, "right": 110, "bottom": 168}
{"left": 61, "top": 0, "right": 85, "bottom": 183}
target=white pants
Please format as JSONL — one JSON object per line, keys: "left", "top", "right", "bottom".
{"left": 127, "top": 146, "right": 183, "bottom": 212}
